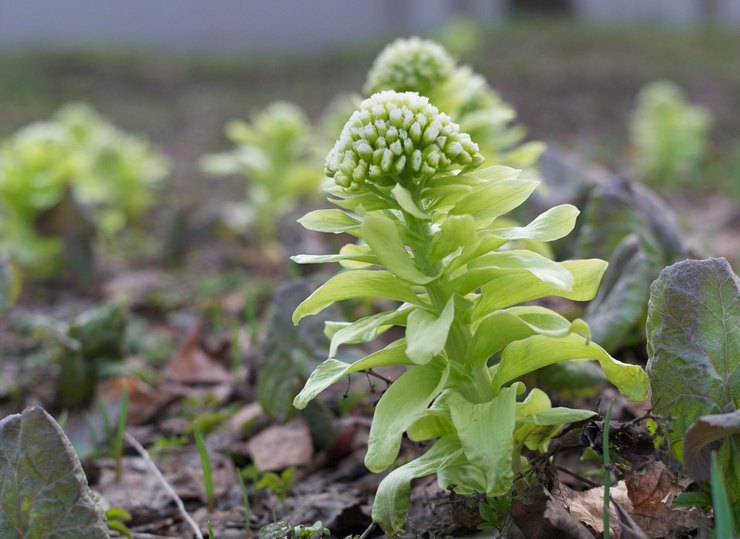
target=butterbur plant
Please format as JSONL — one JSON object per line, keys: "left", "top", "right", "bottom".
{"left": 291, "top": 91, "right": 649, "bottom": 533}
{"left": 201, "top": 101, "right": 323, "bottom": 250}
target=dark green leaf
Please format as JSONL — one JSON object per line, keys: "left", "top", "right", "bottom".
{"left": 0, "top": 407, "right": 108, "bottom": 538}
{"left": 259, "top": 282, "right": 334, "bottom": 418}
{"left": 584, "top": 235, "right": 652, "bottom": 351}
{"left": 683, "top": 410, "right": 740, "bottom": 482}
{"left": 646, "top": 258, "right": 740, "bottom": 469}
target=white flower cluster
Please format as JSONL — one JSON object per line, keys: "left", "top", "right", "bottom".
{"left": 325, "top": 91, "right": 482, "bottom": 189}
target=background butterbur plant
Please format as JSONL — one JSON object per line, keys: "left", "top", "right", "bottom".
{"left": 201, "top": 101, "right": 324, "bottom": 253}
{"left": 364, "top": 37, "right": 544, "bottom": 175}
{"left": 630, "top": 80, "right": 711, "bottom": 189}
{"left": 291, "top": 91, "right": 649, "bottom": 533}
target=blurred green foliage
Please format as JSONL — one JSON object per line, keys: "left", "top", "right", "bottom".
{"left": 630, "top": 80, "right": 711, "bottom": 188}
{"left": 201, "top": 101, "right": 324, "bottom": 244}
{"left": 0, "top": 103, "right": 168, "bottom": 276}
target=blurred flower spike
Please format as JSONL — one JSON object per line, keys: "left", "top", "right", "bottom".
{"left": 364, "top": 36, "right": 456, "bottom": 96}
{"left": 325, "top": 90, "right": 482, "bottom": 189}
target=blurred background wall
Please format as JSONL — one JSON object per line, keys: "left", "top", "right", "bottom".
{"left": 1, "top": 0, "right": 739, "bottom": 52}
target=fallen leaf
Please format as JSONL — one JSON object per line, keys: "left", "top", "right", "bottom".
{"left": 247, "top": 419, "right": 314, "bottom": 471}
{"left": 555, "top": 481, "right": 634, "bottom": 538}
{"left": 625, "top": 460, "right": 709, "bottom": 537}
{"left": 98, "top": 376, "right": 179, "bottom": 425}
{"left": 164, "top": 324, "right": 232, "bottom": 384}
{"left": 512, "top": 484, "right": 594, "bottom": 539}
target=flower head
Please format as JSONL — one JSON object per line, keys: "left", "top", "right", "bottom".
{"left": 364, "top": 37, "right": 455, "bottom": 96}
{"left": 325, "top": 91, "right": 482, "bottom": 189}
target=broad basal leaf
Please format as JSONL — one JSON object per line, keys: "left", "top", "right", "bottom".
{"left": 0, "top": 407, "right": 108, "bottom": 538}
{"left": 646, "top": 257, "right": 739, "bottom": 461}
{"left": 292, "top": 270, "right": 422, "bottom": 324}
{"left": 365, "top": 363, "right": 449, "bottom": 472}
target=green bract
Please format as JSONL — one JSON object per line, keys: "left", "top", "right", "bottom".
{"left": 365, "top": 37, "right": 456, "bottom": 96}
{"left": 293, "top": 94, "right": 650, "bottom": 534}
{"left": 325, "top": 91, "right": 483, "bottom": 189}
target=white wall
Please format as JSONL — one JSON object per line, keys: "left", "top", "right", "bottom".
{"left": 0, "top": 0, "right": 505, "bottom": 52}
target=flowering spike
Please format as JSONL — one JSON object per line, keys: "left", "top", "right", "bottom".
{"left": 364, "top": 37, "right": 456, "bottom": 96}
{"left": 324, "top": 91, "right": 482, "bottom": 189}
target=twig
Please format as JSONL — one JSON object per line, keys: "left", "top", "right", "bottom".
{"left": 365, "top": 369, "right": 393, "bottom": 385}
{"left": 124, "top": 431, "right": 205, "bottom": 539}
{"left": 358, "top": 522, "right": 376, "bottom": 539}
{"left": 556, "top": 464, "right": 602, "bottom": 488}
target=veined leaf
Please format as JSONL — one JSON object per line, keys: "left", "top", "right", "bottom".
{"left": 449, "top": 387, "right": 518, "bottom": 497}
{"left": 646, "top": 258, "right": 739, "bottom": 467}
{"left": 372, "top": 435, "right": 465, "bottom": 534}
{"left": 473, "top": 259, "right": 607, "bottom": 318}
{"left": 0, "top": 407, "right": 108, "bottom": 538}
{"left": 491, "top": 204, "right": 579, "bottom": 242}
{"left": 297, "top": 209, "right": 360, "bottom": 234}
{"left": 293, "top": 339, "right": 410, "bottom": 409}
{"left": 366, "top": 363, "right": 449, "bottom": 472}
{"left": 292, "top": 270, "right": 422, "bottom": 324}
{"left": 494, "top": 333, "right": 649, "bottom": 402}
{"left": 362, "top": 213, "right": 435, "bottom": 285}
{"left": 405, "top": 298, "right": 455, "bottom": 364}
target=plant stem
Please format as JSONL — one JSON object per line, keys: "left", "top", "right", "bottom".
{"left": 603, "top": 399, "right": 614, "bottom": 539}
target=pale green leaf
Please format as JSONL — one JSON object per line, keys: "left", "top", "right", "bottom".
{"left": 329, "top": 306, "right": 411, "bottom": 357}
{"left": 518, "top": 407, "right": 597, "bottom": 425}
{"left": 0, "top": 407, "right": 108, "bottom": 538}
{"left": 293, "top": 339, "right": 410, "bottom": 409}
{"left": 470, "top": 306, "right": 574, "bottom": 365}
{"left": 292, "top": 270, "right": 422, "bottom": 324}
{"left": 392, "top": 183, "right": 430, "bottom": 220}
{"left": 448, "top": 387, "right": 518, "bottom": 497}
{"left": 372, "top": 435, "right": 465, "bottom": 534}
{"left": 291, "top": 252, "right": 377, "bottom": 265}
{"left": 405, "top": 298, "right": 455, "bottom": 365}
{"left": 494, "top": 333, "right": 649, "bottom": 402}
{"left": 361, "top": 213, "right": 435, "bottom": 284}
{"left": 430, "top": 214, "right": 477, "bottom": 262}
{"left": 452, "top": 250, "right": 574, "bottom": 293}
{"left": 366, "top": 363, "right": 449, "bottom": 472}
{"left": 491, "top": 204, "right": 579, "bottom": 242}
{"left": 449, "top": 179, "right": 539, "bottom": 221}
{"left": 473, "top": 259, "right": 607, "bottom": 318}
